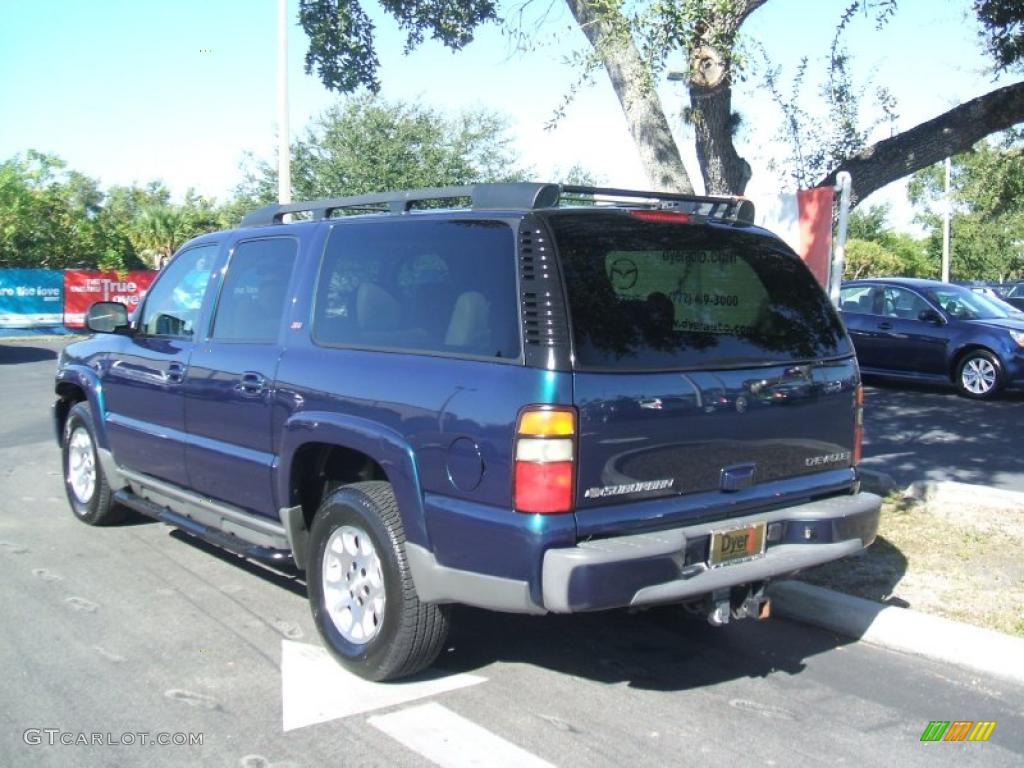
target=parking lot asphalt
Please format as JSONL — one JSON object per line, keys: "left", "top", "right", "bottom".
{"left": 2, "top": 338, "right": 1023, "bottom": 767}
{"left": 859, "top": 378, "right": 1024, "bottom": 494}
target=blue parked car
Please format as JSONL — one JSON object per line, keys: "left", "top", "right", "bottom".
{"left": 1001, "top": 282, "right": 1024, "bottom": 312}
{"left": 54, "top": 183, "right": 880, "bottom": 680}
{"left": 839, "top": 277, "right": 1024, "bottom": 399}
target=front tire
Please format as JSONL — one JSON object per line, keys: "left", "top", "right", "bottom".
{"left": 307, "top": 481, "right": 449, "bottom": 681}
{"left": 955, "top": 350, "right": 1004, "bottom": 399}
{"left": 62, "top": 402, "right": 124, "bottom": 525}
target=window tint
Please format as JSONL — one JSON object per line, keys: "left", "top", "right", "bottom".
{"left": 924, "top": 284, "right": 1015, "bottom": 320}
{"left": 313, "top": 219, "right": 520, "bottom": 359}
{"left": 839, "top": 285, "right": 877, "bottom": 314}
{"left": 140, "top": 244, "right": 218, "bottom": 337}
{"left": 212, "top": 238, "right": 297, "bottom": 341}
{"left": 880, "top": 286, "right": 930, "bottom": 320}
{"left": 550, "top": 212, "right": 851, "bottom": 370}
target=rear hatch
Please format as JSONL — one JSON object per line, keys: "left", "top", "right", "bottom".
{"left": 545, "top": 211, "right": 859, "bottom": 534}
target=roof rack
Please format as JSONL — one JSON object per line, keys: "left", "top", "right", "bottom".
{"left": 240, "top": 182, "right": 755, "bottom": 227}
{"left": 559, "top": 184, "right": 755, "bottom": 224}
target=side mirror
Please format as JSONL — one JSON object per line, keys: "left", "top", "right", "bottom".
{"left": 85, "top": 301, "right": 130, "bottom": 334}
{"left": 918, "top": 308, "right": 944, "bottom": 324}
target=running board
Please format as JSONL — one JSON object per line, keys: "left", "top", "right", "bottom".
{"left": 113, "top": 489, "right": 294, "bottom": 565}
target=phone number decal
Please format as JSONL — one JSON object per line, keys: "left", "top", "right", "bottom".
{"left": 672, "top": 291, "right": 740, "bottom": 307}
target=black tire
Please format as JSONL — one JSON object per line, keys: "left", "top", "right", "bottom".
{"left": 62, "top": 402, "right": 125, "bottom": 525}
{"left": 307, "top": 481, "right": 449, "bottom": 681}
{"left": 955, "top": 349, "right": 1004, "bottom": 399}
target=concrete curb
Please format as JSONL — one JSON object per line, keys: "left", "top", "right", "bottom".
{"left": 903, "top": 479, "right": 1024, "bottom": 509}
{"left": 768, "top": 580, "right": 1024, "bottom": 686}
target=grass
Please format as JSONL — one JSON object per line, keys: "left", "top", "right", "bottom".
{"left": 797, "top": 493, "right": 1024, "bottom": 637}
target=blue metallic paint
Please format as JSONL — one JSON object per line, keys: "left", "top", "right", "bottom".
{"left": 841, "top": 278, "right": 1024, "bottom": 389}
{"left": 56, "top": 209, "right": 877, "bottom": 617}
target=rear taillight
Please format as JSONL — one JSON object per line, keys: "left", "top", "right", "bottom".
{"left": 853, "top": 385, "right": 864, "bottom": 465}
{"left": 513, "top": 406, "right": 576, "bottom": 514}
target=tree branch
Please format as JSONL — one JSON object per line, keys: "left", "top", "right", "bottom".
{"left": 564, "top": 0, "right": 694, "bottom": 193}
{"left": 818, "top": 81, "right": 1024, "bottom": 200}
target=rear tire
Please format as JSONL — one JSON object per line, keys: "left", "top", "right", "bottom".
{"left": 307, "top": 481, "right": 449, "bottom": 681}
{"left": 62, "top": 402, "right": 125, "bottom": 525}
{"left": 955, "top": 350, "right": 1004, "bottom": 399}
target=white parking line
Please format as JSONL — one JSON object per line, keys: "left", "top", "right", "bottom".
{"left": 368, "top": 701, "right": 556, "bottom": 768}
{"left": 281, "top": 640, "right": 486, "bottom": 731}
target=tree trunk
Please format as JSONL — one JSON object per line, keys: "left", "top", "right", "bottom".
{"left": 818, "top": 82, "right": 1024, "bottom": 200}
{"left": 565, "top": 0, "right": 693, "bottom": 193}
{"left": 689, "top": 80, "right": 751, "bottom": 195}
{"left": 686, "top": 1, "right": 764, "bottom": 195}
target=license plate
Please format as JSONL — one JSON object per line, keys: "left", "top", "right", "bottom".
{"left": 709, "top": 521, "right": 767, "bottom": 567}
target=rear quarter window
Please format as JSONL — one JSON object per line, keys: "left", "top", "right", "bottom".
{"left": 548, "top": 212, "right": 851, "bottom": 370}
{"left": 312, "top": 218, "right": 521, "bottom": 360}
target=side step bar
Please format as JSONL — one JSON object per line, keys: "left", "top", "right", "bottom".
{"left": 113, "top": 489, "right": 294, "bottom": 566}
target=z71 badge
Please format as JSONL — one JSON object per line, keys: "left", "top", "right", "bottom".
{"left": 584, "top": 478, "right": 675, "bottom": 499}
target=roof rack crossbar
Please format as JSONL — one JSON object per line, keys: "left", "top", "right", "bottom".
{"left": 240, "top": 182, "right": 754, "bottom": 227}
{"left": 559, "top": 185, "right": 755, "bottom": 223}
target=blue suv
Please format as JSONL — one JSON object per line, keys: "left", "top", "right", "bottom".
{"left": 54, "top": 183, "right": 880, "bottom": 680}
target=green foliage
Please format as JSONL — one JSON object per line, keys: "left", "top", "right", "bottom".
{"left": 846, "top": 203, "right": 890, "bottom": 242}
{"left": 0, "top": 151, "right": 119, "bottom": 269}
{"left": 760, "top": 3, "right": 899, "bottom": 191}
{"left": 908, "top": 132, "right": 1024, "bottom": 281}
{"left": 236, "top": 95, "right": 532, "bottom": 203}
{"left": 844, "top": 238, "right": 900, "bottom": 279}
{"left": 843, "top": 205, "right": 932, "bottom": 279}
{"left": 298, "top": 0, "right": 499, "bottom": 93}
{"left": 556, "top": 163, "right": 603, "bottom": 187}
{"left": 0, "top": 151, "right": 232, "bottom": 270}
{"left": 975, "top": 0, "right": 1024, "bottom": 72}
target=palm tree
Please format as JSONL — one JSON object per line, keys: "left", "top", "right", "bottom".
{"left": 131, "top": 207, "right": 188, "bottom": 267}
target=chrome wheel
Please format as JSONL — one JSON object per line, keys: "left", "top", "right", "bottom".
{"left": 67, "top": 426, "right": 96, "bottom": 505}
{"left": 321, "top": 525, "right": 386, "bottom": 645}
{"left": 961, "top": 356, "right": 997, "bottom": 395}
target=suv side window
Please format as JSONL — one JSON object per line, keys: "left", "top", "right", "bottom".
{"left": 313, "top": 220, "right": 520, "bottom": 360}
{"left": 211, "top": 238, "right": 297, "bottom": 342}
{"left": 140, "top": 244, "right": 219, "bottom": 337}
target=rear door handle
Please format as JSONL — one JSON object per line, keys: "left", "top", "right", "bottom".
{"left": 238, "top": 372, "right": 267, "bottom": 396}
{"left": 165, "top": 362, "right": 186, "bottom": 384}
{"left": 877, "top": 322, "right": 892, "bottom": 331}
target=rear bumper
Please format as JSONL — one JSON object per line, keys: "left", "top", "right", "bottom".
{"left": 541, "top": 492, "right": 880, "bottom": 613}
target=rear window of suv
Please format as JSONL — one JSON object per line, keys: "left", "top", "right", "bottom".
{"left": 548, "top": 212, "right": 851, "bottom": 370}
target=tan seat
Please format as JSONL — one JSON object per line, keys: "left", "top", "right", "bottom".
{"left": 445, "top": 291, "right": 491, "bottom": 351}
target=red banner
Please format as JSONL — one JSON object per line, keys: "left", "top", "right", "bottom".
{"left": 755, "top": 186, "right": 836, "bottom": 290}
{"left": 63, "top": 270, "right": 158, "bottom": 328}
{"left": 796, "top": 186, "right": 835, "bottom": 289}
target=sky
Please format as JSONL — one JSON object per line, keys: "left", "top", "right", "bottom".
{"left": 0, "top": 0, "right": 1013, "bottom": 232}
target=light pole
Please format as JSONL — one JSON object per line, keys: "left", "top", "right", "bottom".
{"left": 941, "top": 156, "right": 951, "bottom": 283}
{"left": 277, "top": 0, "right": 292, "bottom": 206}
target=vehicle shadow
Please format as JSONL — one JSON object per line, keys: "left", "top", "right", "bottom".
{"left": 796, "top": 533, "right": 911, "bottom": 607}
{"left": 167, "top": 528, "right": 308, "bottom": 598}
{"left": 161, "top": 522, "right": 857, "bottom": 690}
{"left": 434, "top": 603, "right": 855, "bottom": 691}
{"left": 861, "top": 379, "right": 1024, "bottom": 489}
{"left": 0, "top": 343, "right": 58, "bottom": 364}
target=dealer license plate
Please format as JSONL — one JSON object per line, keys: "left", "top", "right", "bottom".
{"left": 709, "top": 521, "right": 767, "bottom": 567}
